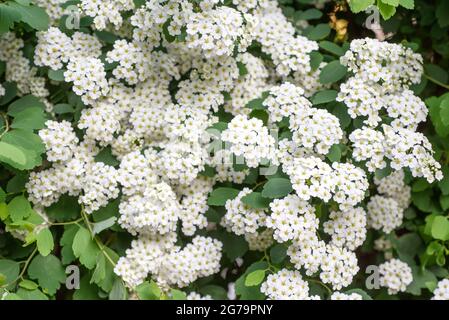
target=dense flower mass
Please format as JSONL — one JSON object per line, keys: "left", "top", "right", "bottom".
{"left": 1, "top": 0, "right": 447, "bottom": 302}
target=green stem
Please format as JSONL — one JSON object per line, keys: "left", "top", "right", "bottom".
{"left": 0, "top": 112, "right": 9, "bottom": 139}
{"left": 80, "top": 207, "right": 116, "bottom": 267}
{"left": 0, "top": 246, "right": 38, "bottom": 289}
{"left": 425, "top": 74, "right": 449, "bottom": 90}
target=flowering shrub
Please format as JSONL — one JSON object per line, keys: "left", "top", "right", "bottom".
{"left": 0, "top": 0, "right": 449, "bottom": 301}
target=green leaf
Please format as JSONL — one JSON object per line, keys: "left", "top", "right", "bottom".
{"left": 0, "top": 141, "right": 28, "bottom": 169}
{"left": 296, "top": 8, "right": 323, "bottom": 20}
{"left": 16, "top": 288, "right": 48, "bottom": 300}
{"left": 436, "top": 0, "right": 449, "bottom": 28}
{"left": 348, "top": 0, "right": 375, "bottom": 13}
{"left": 8, "top": 3, "right": 49, "bottom": 31}
{"left": 237, "top": 61, "right": 248, "bottom": 76}
{"left": 27, "top": 254, "right": 66, "bottom": 295}
{"left": 235, "top": 261, "right": 268, "bottom": 300}
{"left": 72, "top": 227, "right": 100, "bottom": 269}
{"left": 53, "top": 103, "right": 75, "bottom": 114}
{"left": 270, "top": 244, "right": 287, "bottom": 264}
{"left": 427, "top": 96, "right": 449, "bottom": 137}
{"left": 431, "top": 216, "right": 449, "bottom": 241}
{"left": 425, "top": 64, "right": 448, "bottom": 85}
{"left": 8, "top": 95, "right": 45, "bottom": 116}
{"left": 73, "top": 274, "right": 100, "bottom": 300}
{"left": 377, "top": 0, "right": 397, "bottom": 20}
{"left": 305, "top": 23, "right": 331, "bottom": 41}
{"left": 46, "top": 195, "right": 80, "bottom": 222}
{"left": 399, "top": 0, "right": 414, "bottom": 9}
{"left": 60, "top": 225, "right": 79, "bottom": 264}
{"left": 241, "top": 192, "right": 271, "bottom": 209}
{"left": 0, "top": 3, "right": 21, "bottom": 33}
{"left": 312, "top": 90, "right": 338, "bottom": 105}
{"left": 170, "top": 289, "right": 187, "bottom": 300}
{"left": 94, "top": 147, "right": 120, "bottom": 166}
{"left": 319, "top": 61, "right": 348, "bottom": 84}
{"left": 92, "top": 217, "right": 116, "bottom": 235}
{"left": 36, "top": 228, "right": 54, "bottom": 256}
{"left": 2, "top": 129, "right": 45, "bottom": 154}
{"left": 245, "top": 269, "right": 266, "bottom": 287}
{"left": 48, "top": 69, "right": 65, "bottom": 81}
{"left": 11, "top": 107, "right": 46, "bottom": 130}
{"left": 199, "top": 285, "right": 228, "bottom": 300}
{"left": 18, "top": 279, "right": 39, "bottom": 290}
{"left": 135, "top": 280, "right": 161, "bottom": 300}
{"left": 326, "top": 144, "right": 342, "bottom": 162}
{"left": 319, "top": 41, "right": 346, "bottom": 56}
{"left": 440, "top": 195, "right": 449, "bottom": 211}
{"left": 90, "top": 254, "right": 106, "bottom": 285}
{"left": 215, "top": 231, "right": 248, "bottom": 261}
{"left": 207, "top": 187, "right": 240, "bottom": 206}
{"left": 309, "top": 51, "right": 323, "bottom": 71}
{"left": 7, "top": 195, "right": 32, "bottom": 222}
{"left": 261, "top": 178, "right": 293, "bottom": 199}
{"left": 109, "top": 278, "right": 127, "bottom": 300}
{"left": 380, "top": 0, "right": 399, "bottom": 6}
{"left": 0, "top": 259, "right": 20, "bottom": 288}
{"left": 439, "top": 96, "right": 449, "bottom": 126}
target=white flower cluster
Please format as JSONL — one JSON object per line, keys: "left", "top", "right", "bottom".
{"left": 0, "top": 33, "right": 49, "bottom": 100}
{"left": 378, "top": 259, "right": 413, "bottom": 295}
{"left": 38, "top": 120, "right": 79, "bottom": 162}
{"left": 374, "top": 170, "right": 411, "bottom": 209}
{"left": 261, "top": 269, "right": 319, "bottom": 300}
{"left": 64, "top": 57, "right": 109, "bottom": 105}
{"left": 263, "top": 83, "right": 311, "bottom": 122}
{"left": 18, "top": 0, "right": 443, "bottom": 299}
{"left": 323, "top": 207, "right": 367, "bottom": 250}
{"left": 432, "top": 279, "right": 449, "bottom": 300}
{"left": 221, "top": 115, "right": 278, "bottom": 168}
{"left": 283, "top": 157, "right": 368, "bottom": 208}
{"left": 319, "top": 245, "right": 360, "bottom": 290}
{"left": 340, "top": 38, "right": 423, "bottom": 89}
{"left": 0, "top": 83, "right": 5, "bottom": 97}
{"left": 350, "top": 125, "right": 442, "bottom": 183}
{"left": 222, "top": 188, "right": 268, "bottom": 235}
{"left": 367, "top": 195, "right": 403, "bottom": 234}
{"left": 80, "top": 0, "right": 135, "bottom": 30}
{"left": 106, "top": 40, "right": 152, "bottom": 84}
{"left": 266, "top": 194, "right": 318, "bottom": 243}
{"left": 330, "top": 292, "right": 363, "bottom": 300}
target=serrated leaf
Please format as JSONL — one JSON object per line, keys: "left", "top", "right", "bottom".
{"left": 27, "top": 254, "right": 66, "bottom": 295}
{"left": 348, "top": 0, "right": 375, "bottom": 13}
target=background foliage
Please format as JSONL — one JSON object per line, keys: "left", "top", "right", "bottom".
{"left": 0, "top": 0, "right": 449, "bottom": 300}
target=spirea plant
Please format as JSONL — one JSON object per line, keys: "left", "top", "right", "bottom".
{"left": 0, "top": 0, "right": 449, "bottom": 301}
